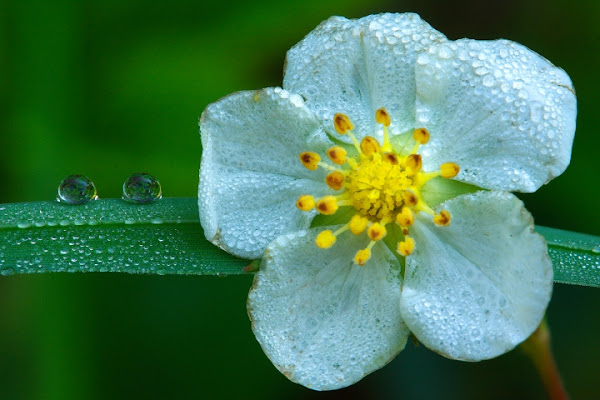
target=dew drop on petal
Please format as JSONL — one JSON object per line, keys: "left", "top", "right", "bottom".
{"left": 57, "top": 174, "right": 98, "bottom": 205}
{"left": 122, "top": 172, "right": 162, "bottom": 203}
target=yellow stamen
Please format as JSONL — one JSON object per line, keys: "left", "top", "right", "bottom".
{"left": 433, "top": 210, "right": 451, "bottom": 226}
{"left": 325, "top": 171, "right": 346, "bottom": 190}
{"left": 326, "top": 146, "right": 347, "bottom": 165}
{"left": 295, "top": 195, "right": 315, "bottom": 211}
{"left": 402, "top": 191, "right": 418, "bottom": 207}
{"left": 334, "top": 113, "right": 354, "bottom": 134}
{"left": 406, "top": 154, "right": 422, "bottom": 173}
{"left": 360, "top": 136, "right": 380, "bottom": 156}
{"left": 315, "top": 196, "right": 339, "bottom": 215}
{"left": 397, "top": 236, "right": 415, "bottom": 256}
{"left": 375, "top": 107, "right": 391, "bottom": 127}
{"left": 413, "top": 128, "right": 430, "bottom": 144}
{"left": 354, "top": 248, "right": 371, "bottom": 266}
{"left": 315, "top": 230, "right": 336, "bottom": 249}
{"left": 315, "top": 162, "right": 339, "bottom": 172}
{"left": 299, "top": 152, "right": 320, "bottom": 170}
{"left": 367, "top": 222, "right": 387, "bottom": 241}
{"left": 440, "top": 162, "right": 460, "bottom": 179}
{"left": 349, "top": 214, "right": 369, "bottom": 234}
{"left": 383, "top": 153, "right": 399, "bottom": 165}
{"left": 395, "top": 206, "right": 414, "bottom": 227}
{"left": 376, "top": 107, "right": 392, "bottom": 152}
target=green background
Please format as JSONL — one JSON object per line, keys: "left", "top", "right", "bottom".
{"left": 1, "top": 0, "right": 599, "bottom": 398}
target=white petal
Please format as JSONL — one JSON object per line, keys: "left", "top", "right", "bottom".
{"left": 248, "top": 227, "right": 409, "bottom": 390}
{"left": 199, "top": 88, "right": 333, "bottom": 259}
{"left": 283, "top": 13, "right": 446, "bottom": 143}
{"left": 400, "top": 191, "right": 552, "bottom": 361}
{"left": 416, "top": 39, "right": 577, "bottom": 192}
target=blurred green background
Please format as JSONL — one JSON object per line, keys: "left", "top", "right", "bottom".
{"left": 0, "top": 0, "right": 599, "bottom": 398}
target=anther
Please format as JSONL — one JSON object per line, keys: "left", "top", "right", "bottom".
{"left": 360, "top": 136, "right": 381, "bottom": 156}
{"left": 402, "top": 191, "right": 418, "bottom": 207}
{"left": 295, "top": 195, "right": 315, "bottom": 211}
{"left": 397, "top": 237, "right": 415, "bottom": 256}
{"left": 395, "top": 206, "right": 414, "bottom": 227}
{"left": 413, "top": 128, "right": 430, "bottom": 144}
{"left": 375, "top": 107, "right": 391, "bottom": 126}
{"left": 383, "top": 153, "right": 399, "bottom": 165}
{"left": 406, "top": 154, "right": 422, "bottom": 173}
{"left": 334, "top": 113, "right": 354, "bottom": 134}
{"left": 349, "top": 214, "right": 369, "bottom": 234}
{"left": 376, "top": 107, "right": 392, "bottom": 152}
{"left": 440, "top": 162, "right": 460, "bottom": 179}
{"left": 315, "top": 230, "right": 336, "bottom": 249}
{"left": 326, "top": 146, "right": 347, "bottom": 165}
{"left": 367, "top": 222, "right": 387, "bottom": 241}
{"left": 433, "top": 210, "right": 451, "bottom": 226}
{"left": 325, "top": 171, "right": 345, "bottom": 190}
{"left": 299, "top": 152, "right": 320, "bottom": 170}
{"left": 315, "top": 196, "right": 339, "bottom": 215}
{"left": 354, "top": 248, "right": 372, "bottom": 266}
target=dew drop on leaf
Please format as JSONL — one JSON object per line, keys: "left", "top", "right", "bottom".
{"left": 122, "top": 172, "right": 162, "bottom": 204}
{"left": 57, "top": 175, "right": 98, "bottom": 205}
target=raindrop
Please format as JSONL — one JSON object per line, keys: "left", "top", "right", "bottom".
{"left": 57, "top": 175, "right": 98, "bottom": 205}
{"left": 122, "top": 172, "right": 162, "bottom": 203}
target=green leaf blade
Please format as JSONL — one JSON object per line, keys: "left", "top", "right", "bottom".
{"left": 0, "top": 198, "right": 599, "bottom": 287}
{"left": 536, "top": 226, "right": 600, "bottom": 288}
{"left": 0, "top": 198, "right": 248, "bottom": 276}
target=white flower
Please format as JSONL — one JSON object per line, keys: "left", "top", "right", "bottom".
{"left": 198, "top": 13, "right": 576, "bottom": 391}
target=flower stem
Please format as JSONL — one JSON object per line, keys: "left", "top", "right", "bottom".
{"left": 521, "top": 319, "right": 569, "bottom": 400}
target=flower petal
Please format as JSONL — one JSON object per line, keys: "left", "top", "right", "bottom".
{"left": 199, "top": 87, "right": 333, "bottom": 259}
{"left": 415, "top": 39, "right": 576, "bottom": 192}
{"left": 284, "top": 13, "right": 446, "bottom": 143}
{"left": 400, "top": 191, "right": 552, "bottom": 361}
{"left": 248, "top": 227, "right": 409, "bottom": 390}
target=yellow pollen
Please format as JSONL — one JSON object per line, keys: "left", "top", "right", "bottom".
{"left": 295, "top": 195, "right": 315, "bottom": 211}
{"left": 326, "top": 146, "right": 347, "bottom": 165}
{"left": 315, "top": 230, "right": 336, "bottom": 249}
{"left": 347, "top": 152, "right": 412, "bottom": 219}
{"left": 397, "top": 237, "right": 415, "bottom": 256}
{"left": 367, "top": 222, "right": 387, "bottom": 241}
{"left": 413, "top": 128, "right": 430, "bottom": 144}
{"left": 325, "top": 171, "right": 346, "bottom": 190}
{"left": 375, "top": 107, "right": 391, "bottom": 126}
{"left": 299, "top": 152, "right": 320, "bottom": 170}
{"left": 315, "top": 196, "right": 339, "bottom": 215}
{"left": 440, "top": 162, "right": 460, "bottom": 178}
{"left": 395, "top": 206, "right": 414, "bottom": 227}
{"left": 406, "top": 154, "right": 422, "bottom": 173}
{"left": 334, "top": 113, "right": 354, "bottom": 134}
{"left": 354, "top": 248, "right": 371, "bottom": 266}
{"left": 360, "top": 136, "right": 380, "bottom": 156}
{"left": 434, "top": 210, "right": 451, "bottom": 226}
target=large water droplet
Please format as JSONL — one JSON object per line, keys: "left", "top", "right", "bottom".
{"left": 122, "top": 172, "right": 162, "bottom": 203}
{"left": 57, "top": 175, "right": 98, "bottom": 205}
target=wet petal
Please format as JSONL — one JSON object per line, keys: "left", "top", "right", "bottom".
{"left": 416, "top": 40, "right": 576, "bottom": 192}
{"left": 199, "top": 88, "right": 333, "bottom": 258}
{"left": 284, "top": 13, "right": 446, "bottom": 144}
{"left": 400, "top": 191, "right": 552, "bottom": 360}
{"left": 248, "top": 227, "right": 409, "bottom": 390}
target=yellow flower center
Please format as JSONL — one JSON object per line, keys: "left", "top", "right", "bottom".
{"left": 347, "top": 152, "right": 411, "bottom": 220}
{"left": 297, "top": 107, "right": 460, "bottom": 265}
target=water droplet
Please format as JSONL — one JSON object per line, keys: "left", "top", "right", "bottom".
{"left": 57, "top": 175, "right": 98, "bottom": 205}
{"left": 122, "top": 173, "right": 162, "bottom": 204}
